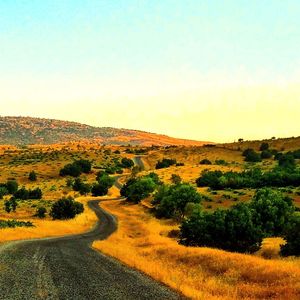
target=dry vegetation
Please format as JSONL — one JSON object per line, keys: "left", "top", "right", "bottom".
{"left": 94, "top": 199, "right": 300, "bottom": 299}
{"left": 1, "top": 136, "right": 300, "bottom": 299}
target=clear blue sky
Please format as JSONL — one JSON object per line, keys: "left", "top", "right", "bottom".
{"left": 1, "top": 1, "right": 300, "bottom": 142}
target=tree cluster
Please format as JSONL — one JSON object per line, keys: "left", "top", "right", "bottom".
{"left": 60, "top": 159, "right": 92, "bottom": 177}
{"left": 196, "top": 166, "right": 300, "bottom": 190}
{"left": 180, "top": 188, "right": 296, "bottom": 254}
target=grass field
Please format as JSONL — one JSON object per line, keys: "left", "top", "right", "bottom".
{"left": 1, "top": 140, "right": 300, "bottom": 299}
{"left": 94, "top": 199, "right": 300, "bottom": 299}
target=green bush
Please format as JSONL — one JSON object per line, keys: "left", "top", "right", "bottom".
{"left": 36, "top": 207, "right": 47, "bottom": 218}
{"left": 121, "top": 176, "right": 156, "bottom": 203}
{"left": 29, "top": 170, "right": 37, "bottom": 181}
{"left": 280, "top": 214, "right": 300, "bottom": 256}
{"left": 260, "top": 142, "right": 269, "bottom": 151}
{"left": 0, "top": 219, "right": 33, "bottom": 228}
{"left": 180, "top": 203, "right": 263, "bottom": 253}
{"left": 261, "top": 150, "right": 273, "bottom": 159}
{"left": 200, "top": 159, "right": 212, "bottom": 165}
{"left": 50, "top": 197, "right": 84, "bottom": 220}
{"left": 156, "top": 158, "right": 177, "bottom": 169}
{"left": 250, "top": 188, "right": 294, "bottom": 236}
{"left": 121, "top": 157, "right": 134, "bottom": 168}
{"left": 153, "top": 183, "right": 202, "bottom": 219}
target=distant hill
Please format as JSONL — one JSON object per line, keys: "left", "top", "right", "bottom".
{"left": 0, "top": 116, "right": 210, "bottom": 146}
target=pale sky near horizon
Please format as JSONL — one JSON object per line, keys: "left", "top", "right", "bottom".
{"left": 0, "top": 1, "right": 300, "bottom": 142}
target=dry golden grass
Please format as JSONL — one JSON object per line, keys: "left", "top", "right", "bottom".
{"left": 0, "top": 197, "right": 98, "bottom": 243}
{"left": 94, "top": 200, "right": 300, "bottom": 300}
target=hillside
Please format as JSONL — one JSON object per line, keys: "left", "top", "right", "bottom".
{"left": 0, "top": 116, "right": 209, "bottom": 146}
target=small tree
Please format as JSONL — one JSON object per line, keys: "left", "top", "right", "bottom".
{"left": 261, "top": 150, "right": 272, "bottom": 159}
{"left": 50, "top": 197, "right": 84, "bottom": 220}
{"left": 6, "top": 180, "right": 18, "bottom": 194}
{"left": 28, "top": 171, "right": 37, "bottom": 181}
{"left": 121, "top": 157, "right": 134, "bottom": 169}
{"left": 260, "top": 142, "right": 269, "bottom": 151}
{"left": 0, "top": 187, "right": 8, "bottom": 199}
{"left": 200, "top": 159, "right": 212, "bottom": 165}
{"left": 36, "top": 207, "right": 47, "bottom": 218}
{"left": 170, "top": 174, "right": 182, "bottom": 185}
{"left": 4, "top": 197, "right": 18, "bottom": 213}
{"left": 250, "top": 188, "right": 295, "bottom": 236}
{"left": 278, "top": 154, "right": 296, "bottom": 170}
{"left": 154, "top": 183, "right": 202, "bottom": 219}
{"left": 122, "top": 177, "right": 156, "bottom": 203}
{"left": 244, "top": 149, "right": 262, "bottom": 162}
{"left": 280, "top": 214, "right": 300, "bottom": 256}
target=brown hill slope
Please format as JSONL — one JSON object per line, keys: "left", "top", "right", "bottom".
{"left": 0, "top": 116, "right": 209, "bottom": 146}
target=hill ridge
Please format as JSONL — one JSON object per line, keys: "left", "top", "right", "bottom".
{"left": 0, "top": 116, "right": 209, "bottom": 146}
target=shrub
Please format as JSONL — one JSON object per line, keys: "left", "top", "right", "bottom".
{"left": 180, "top": 203, "right": 263, "bottom": 253}
{"left": 6, "top": 180, "right": 18, "bottom": 194}
{"left": 215, "top": 159, "right": 228, "bottom": 166}
{"left": 121, "top": 177, "right": 156, "bottom": 203}
{"left": 278, "top": 154, "right": 296, "bottom": 170}
{"left": 280, "top": 214, "right": 300, "bottom": 256}
{"left": 72, "top": 178, "right": 91, "bottom": 195}
{"left": 28, "top": 170, "right": 37, "bottom": 181}
{"left": 0, "top": 219, "right": 33, "bottom": 228}
{"left": 250, "top": 188, "right": 294, "bottom": 236}
{"left": 244, "top": 149, "right": 262, "bottom": 162}
{"left": 36, "top": 207, "right": 47, "bottom": 218}
{"left": 156, "top": 158, "right": 177, "bottom": 169}
{"left": 121, "top": 157, "right": 134, "bottom": 168}
{"left": 146, "top": 172, "right": 162, "bottom": 185}
{"left": 153, "top": 183, "right": 202, "bottom": 219}
{"left": 28, "top": 188, "right": 43, "bottom": 199}
{"left": 4, "top": 197, "right": 18, "bottom": 213}
{"left": 60, "top": 163, "right": 82, "bottom": 177}
{"left": 0, "top": 187, "right": 9, "bottom": 199}
{"left": 50, "top": 197, "right": 84, "bottom": 220}
{"left": 260, "top": 142, "right": 269, "bottom": 151}
{"left": 200, "top": 159, "right": 212, "bottom": 165}
{"left": 75, "top": 159, "right": 92, "bottom": 173}
{"left": 261, "top": 150, "right": 273, "bottom": 159}
{"left": 170, "top": 174, "right": 182, "bottom": 185}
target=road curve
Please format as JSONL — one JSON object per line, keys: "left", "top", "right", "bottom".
{"left": 0, "top": 200, "right": 182, "bottom": 300}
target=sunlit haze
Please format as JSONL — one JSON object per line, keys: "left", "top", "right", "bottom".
{"left": 1, "top": 1, "right": 300, "bottom": 142}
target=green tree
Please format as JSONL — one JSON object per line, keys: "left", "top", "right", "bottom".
{"left": 170, "top": 174, "right": 182, "bottom": 185}
{"left": 154, "top": 183, "right": 202, "bottom": 219}
{"left": 278, "top": 154, "right": 296, "bottom": 170}
{"left": 6, "top": 180, "right": 18, "bottom": 194}
{"left": 261, "top": 150, "right": 272, "bottom": 159}
{"left": 199, "top": 159, "right": 212, "bottom": 165}
{"left": 50, "top": 197, "right": 84, "bottom": 220}
{"left": 125, "top": 177, "right": 156, "bottom": 203}
{"left": 0, "top": 187, "right": 9, "bottom": 199}
{"left": 260, "top": 142, "right": 269, "bottom": 151}
{"left": 60, "top": 163, "right": 82, "bottom": 177}
{"left": 180, "top": 203, "right": 263, "bottom": 253}
{"left": 244, "top": 149, "right": 262, "bottom": 162}
{"left": 36, "top": 207, "right": 47, "bottom": 218}
{"left": 280, "top": 214, "right": 300, "bottom": 256}
{"left": 28, "top": 170, "right": 37, "bottom": 181}
{"left": 121, "top": 157, "right": 134, "bottom": 168}
{"left": 250, "top": 188, "right": 295, "bottom": 236}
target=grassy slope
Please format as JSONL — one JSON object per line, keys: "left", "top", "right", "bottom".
{"left": 93, "top": 199, "right": 300, "bottom": 299}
